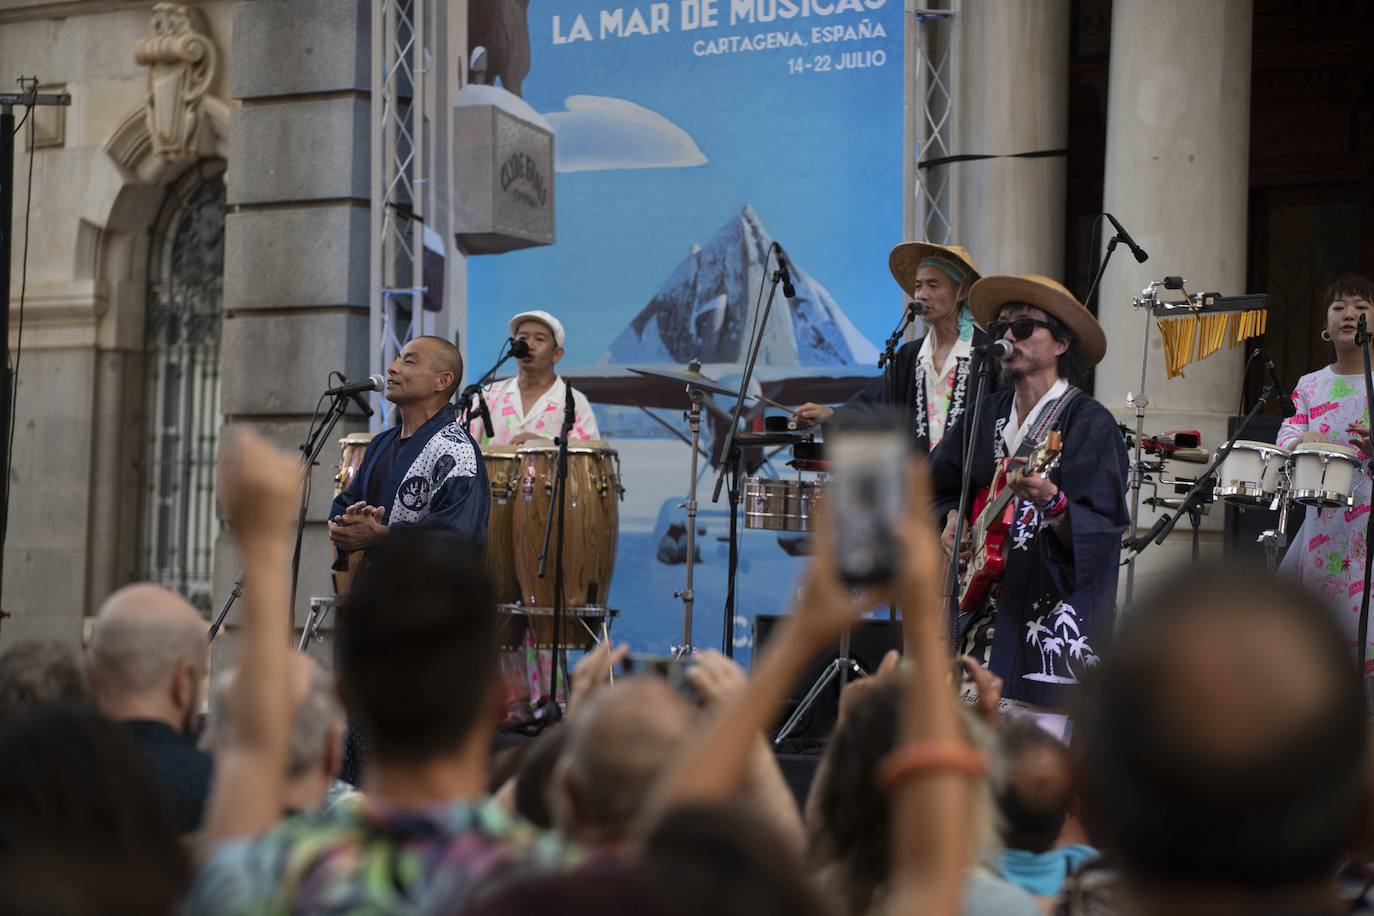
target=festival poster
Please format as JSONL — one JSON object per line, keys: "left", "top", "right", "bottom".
{"left": 467, "top": 0, "right": 905, "bottom": 664}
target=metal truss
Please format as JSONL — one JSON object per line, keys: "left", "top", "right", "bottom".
{"left": 370, "top": 0, "right": 430, "bottom": 427}
{"left": 909, "top": 4, "right": 957, "bottom": 245}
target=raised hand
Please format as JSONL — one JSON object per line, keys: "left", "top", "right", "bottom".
{"left": 217, "top": 428, "right": 302, "bottom": 544}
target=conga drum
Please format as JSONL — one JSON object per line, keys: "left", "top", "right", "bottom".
{"left": 512, "top": 441, "right": 622, "bottom": 608}
{"left": 332, "top": 432, "right": 376, "bottom": 594}
{"left": 482, "top": 444, "right": 522, "bottom": 604}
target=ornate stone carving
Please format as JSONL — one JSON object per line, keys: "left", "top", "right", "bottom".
{"left": 134, "top": 2, "right": 218, "bottom": 162}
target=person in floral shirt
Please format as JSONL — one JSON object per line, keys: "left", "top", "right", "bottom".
{"left": 1279, "top": 274, "right": 1374, "bottom": 669}
{"left": 469, "top": 310, "right": 600, "bottom": 447}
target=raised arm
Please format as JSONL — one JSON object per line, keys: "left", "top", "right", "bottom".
{"left": 201, "top": 429, "right": 301, "bottom": 846}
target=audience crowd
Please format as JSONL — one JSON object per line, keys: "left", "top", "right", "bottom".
{"left": 0, "top": 429, "right": 1370, "bottom": 916}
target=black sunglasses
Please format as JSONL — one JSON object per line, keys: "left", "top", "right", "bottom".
{"left": 987, "top": 317, "right": 1055, "bottom": 342}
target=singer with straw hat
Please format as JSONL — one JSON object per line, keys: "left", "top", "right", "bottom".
{"left": 793, "top": 241, "right": 998, "bottom": 453}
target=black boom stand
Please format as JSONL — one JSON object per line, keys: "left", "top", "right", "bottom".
{"left": 942, "top": 344, "right": 997, "bottom": 651}
{"left": 712, "top": 242, "right": 794, "bottom": 657}
{"left": 458, "top": 337, "right": 526, "bottom": 436}
{"left": 534, "top": 388, "right": 576, "bottom": 723}
{"left": 1356, "top": 314, "right": 1374, "bottom": 692}
{"left": 209, "top": 383, "right": 361, "bottom": 642}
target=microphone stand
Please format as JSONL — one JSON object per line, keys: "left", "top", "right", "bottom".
{"left": 878, "top": 303, "right": 919, "bottom": 369}
{"left": 534, "top": 386, "right": 576, "bottom": 723}
{"left": 209, "top": 386, "right": 357, "bottom": 643}
{"left": 458, "top": 339, "right": 521, "bottom": 437}
{"left": 711, "top": 242, "right": 789, "bottom": 657}
{"left": 943, "top": 347, "right": 997, "bottom": 651}
{"left": 1356, "top": 314, "right": 1374, "bottom": 693}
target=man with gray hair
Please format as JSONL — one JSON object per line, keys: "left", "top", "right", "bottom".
{"left": 86, "top": 583, "right": 212, "bottom": 833}
{"left": 205, "top": 651, "right": 346, "bottom": 815}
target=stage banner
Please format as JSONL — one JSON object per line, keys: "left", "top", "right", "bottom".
{"left": 467, "top": 0, "right": 904, "bottom": 664}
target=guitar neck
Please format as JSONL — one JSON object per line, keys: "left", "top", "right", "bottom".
{"left": 973, "top": 486, "right": 1016, "bottom": 537}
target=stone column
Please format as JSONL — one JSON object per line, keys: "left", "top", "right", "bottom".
{"left": 951, "top": 0, "right": 1070, "bottom": 276}
{"left": 217, "top": 0, "right": 373, "bottom": 666}
{"left": 1094, "top": 0, "right": 1254, "bottom": 591}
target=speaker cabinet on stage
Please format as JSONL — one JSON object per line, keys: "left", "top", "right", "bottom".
{"left": 752, "top": 614, "right": 903, "bottom": 745}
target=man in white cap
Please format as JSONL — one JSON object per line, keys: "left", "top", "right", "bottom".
{"left": 470, "top": 309, "right": 600, "bottom": 446}
{"left": 932, "top": 275, "right": 1128, "bottom": 712}
{"left": 470, "top": 310, "right": 599, "bottom": 725}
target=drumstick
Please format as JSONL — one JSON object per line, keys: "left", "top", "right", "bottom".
{"left": 750, "top": 394, "right": 804, "bottom": 417}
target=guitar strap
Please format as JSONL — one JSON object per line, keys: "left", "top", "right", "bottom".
{"left": 1010, "top": 385, "right": 1081, "bottom": 463}
{"left": 956, "top": 386, "right": 1082, "bottom": 652}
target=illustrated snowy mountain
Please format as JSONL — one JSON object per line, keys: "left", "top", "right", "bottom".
{"left": 599, "top": 206, "right": 878, "bottom": 367}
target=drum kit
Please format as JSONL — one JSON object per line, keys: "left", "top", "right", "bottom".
{"left": 628, "top": 362, "right": 828, "bottom": 656}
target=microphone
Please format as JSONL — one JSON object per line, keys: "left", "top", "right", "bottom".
{"left": 975, "top": 339, "right": 1015, "bottom": 361}
{"left": 1104, "top": 212, "right": 1149, "bottom": 263}
{"left": 773, "top": 242, "right": 797, "bottom": 298}
{"left": 1259, "top": 348, "right": 1296, "bottom": 418}
{"left": 509, "top": 337, "right": 531, "bottom": 359}
{"left": 324, "top": 374, "right": 384, "bottom": 398}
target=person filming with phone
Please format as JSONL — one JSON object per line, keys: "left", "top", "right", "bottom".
{"left": 929, "top": 275, "right": 1129, "bottom": 712}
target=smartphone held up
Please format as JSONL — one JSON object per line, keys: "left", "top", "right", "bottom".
{"left": 827, "top": 429, "right": 909, "bottom": 585}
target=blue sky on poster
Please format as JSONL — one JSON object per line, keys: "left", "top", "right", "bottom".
{"left": 466, "top": 0, "right": 905, "bottom": 370}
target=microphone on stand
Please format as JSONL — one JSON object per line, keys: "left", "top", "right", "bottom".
{"left": 772, "top": 242, "right": 797, "bottom": 299}
{"left": 509, "top": 337, "right": 531, "bottom": 359}
{"left": 1104, "top": 212, "right": 1149, "bottom": 263}
{"left": 974, "top": 339, "right": 1015, "bottom": 361}
{"left": 1258, "top": 347, "right": 1297, "bottom": 418}
{"left": 324, "top": 373, "right": 382, "bottom": 417}
{"left": 878, "top": 302, "right": 921, "bottom": 369}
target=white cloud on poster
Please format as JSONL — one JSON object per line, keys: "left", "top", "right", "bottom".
{"left": 543, "top": 95, "right": 708, "bottom": 173}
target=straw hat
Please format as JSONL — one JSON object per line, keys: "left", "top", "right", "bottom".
{"left": 888, "top": 242, "right": 983, "bottom": 298}
{"left": 969, "top": 274, "right": 1107, "bottom": 367}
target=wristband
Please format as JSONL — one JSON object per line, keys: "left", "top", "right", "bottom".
{"left": 1038, "top": 490, "right": 1068, "bottom": 518}
{"left": 878, "top": 742, "right": 986, "bottom": 790}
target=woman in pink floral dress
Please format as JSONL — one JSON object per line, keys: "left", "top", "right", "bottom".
{"left": 1278, "top": 274, "right": 1374, "bottom": 667}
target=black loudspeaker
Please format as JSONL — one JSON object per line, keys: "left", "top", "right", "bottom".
{"left": 752, "top": 614, "right": 903, "bottom": 747}
{"left": 1221, "top": 416, "right": 1303, "bottom": 561}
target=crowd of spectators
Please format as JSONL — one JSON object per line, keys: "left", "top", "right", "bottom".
{"left": 0, "top": 429, "right": 1369, "bottom": 916}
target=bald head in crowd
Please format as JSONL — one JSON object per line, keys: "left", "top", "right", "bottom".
{"left": 206, "top": 652, "right": 345, "bottom": 814}
{"left": 88, "top": 584, "right": 208, "bottom": 735}
{"left": 552, "top": 677, "right": 696, "bottom": 848}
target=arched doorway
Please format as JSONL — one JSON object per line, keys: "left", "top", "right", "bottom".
{"left": 139, "top": 159, "right": 226, "bottom": 613}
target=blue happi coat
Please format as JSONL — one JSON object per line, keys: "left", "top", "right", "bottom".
{"left": 330, "top": 403, "right": 490, "bottom": 567}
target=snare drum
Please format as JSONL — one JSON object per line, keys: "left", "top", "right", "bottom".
{"left": 744, "top": 478, "right": 825, "bottom": 532}
{"left": 1214, "top": 440, "right": 1290, "bottom": 507}
{"left": 1289, "top": 442, "right": 1362, "bottom": 508}
{"left": 512, "top": 441, "right": 622, "bottom": 608}
{"left": 483, "top": 445, "right": 522, "bottom": 604}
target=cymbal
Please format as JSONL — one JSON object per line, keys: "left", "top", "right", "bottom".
{"left": 628, "top": 366, "right": 739, "bottom": 398}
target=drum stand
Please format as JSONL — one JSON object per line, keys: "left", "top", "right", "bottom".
{"left": 672, "top": 384, "right": 706, "bottom": 658}
{"left": 773, "top": 626, "right": 865, "bottom": 744}
{"left": 1258, "top": 474, "right": 1294, "bottom": 572}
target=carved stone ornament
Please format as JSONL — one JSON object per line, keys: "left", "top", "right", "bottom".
{"left": 134, "top": 2, "right": 218, "bottom": 162}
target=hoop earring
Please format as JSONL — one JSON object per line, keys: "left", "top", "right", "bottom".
{"left": 1322, "top": 329, "right": 1333, "bottom": 342}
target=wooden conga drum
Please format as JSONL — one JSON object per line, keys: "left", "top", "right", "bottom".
{"left": 512, "top": 441, "right": 621, "bottom": 608}
{"left": 482, "top": 444, "right": 522, "bottom": 604}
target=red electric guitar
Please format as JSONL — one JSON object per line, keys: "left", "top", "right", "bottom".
{"left": 957, "top": 431, "right": 1063, "bottom": 613}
